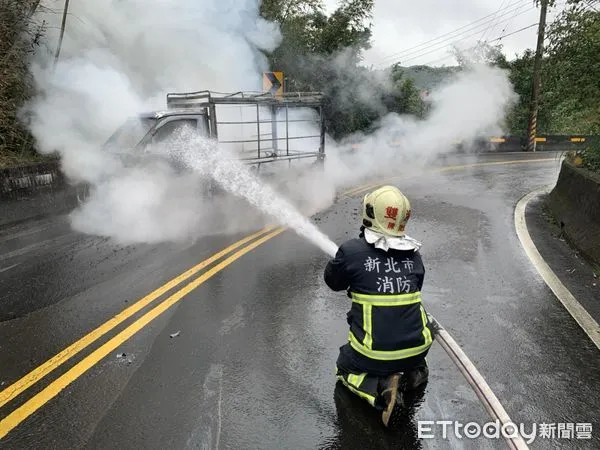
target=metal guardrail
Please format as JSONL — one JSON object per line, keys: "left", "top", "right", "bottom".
{"left": 345, "top": 135, "right": 599, "bottom": 152}
{"left": 474, "top": 135, "right": 599, "bottom": 151}
{"left": 485, "top": 135, "right": 597, "bottom": 143}
{"left": 0, "top": 161, "right": 65, "bottom": 199}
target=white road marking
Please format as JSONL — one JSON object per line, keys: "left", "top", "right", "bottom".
{"left": 0, "top": 217, "right": 69, "bottom": 244}
{"left": 0, "top": 263, "right": 20, "bottom": 273}
{"left": 215, "top": 370, "right": 223, "bottom": 450}
{"left": 515, "top": 187, "right": 600, "bottom": 350}
{"left": 0, "top": 238, "right": 57, "bottom": 263}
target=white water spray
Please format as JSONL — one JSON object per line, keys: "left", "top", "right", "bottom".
{"left": 166, "top": 128, "right": 339, "bottom": 258}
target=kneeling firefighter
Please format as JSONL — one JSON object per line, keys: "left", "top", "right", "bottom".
{"left": 324, "top": 185, "right": 434, "bottom": 426}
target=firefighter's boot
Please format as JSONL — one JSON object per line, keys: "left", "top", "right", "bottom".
{"left": 381, "top": 373, "right": 402, "bottom": 427}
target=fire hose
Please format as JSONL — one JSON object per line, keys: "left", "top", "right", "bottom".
{"left": 428, "top": 315, "right": 530, "bottom": 450}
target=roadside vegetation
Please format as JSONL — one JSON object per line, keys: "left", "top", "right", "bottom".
{"left": 1, "top": 0, "right": 598, "bottom": 167}
{"left": 569, "top": 143, "right": 600, "bottom": 174}
{"left": 500, "top": 0, "right": 600, "bottom": 135}
{"left": 0, "top": 1, "right": 51, "bottom": 168}
{"left": 581, "top": 145, "right": 600, "bottom": 174}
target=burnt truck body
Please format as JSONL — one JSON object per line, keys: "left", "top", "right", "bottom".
{"left": 103, "top": 90, "right": 326, "bottom": 167}
{"left": 74, "top": 90, "right": 327, "bottom": 201}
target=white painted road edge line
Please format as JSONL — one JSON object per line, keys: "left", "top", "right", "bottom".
{"left": 515, "top": 187, "right": 600, "bottom": 350}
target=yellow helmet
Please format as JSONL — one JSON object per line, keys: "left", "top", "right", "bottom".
{"left": 361, "top": 185, "right": 411, "bottom": 237}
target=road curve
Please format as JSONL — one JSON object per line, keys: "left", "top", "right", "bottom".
{"left": 1, "top": 151, "right": 598, "bottom": 449}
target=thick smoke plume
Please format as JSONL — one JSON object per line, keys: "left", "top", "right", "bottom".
{"left": 319, "top": 62, "right": 516, "bottom": 193}
{"left": 25, "top": 0, "right": 282, "bottom": 243}
{"left": 23, "top": 0, "right": 517, "bottom": 246}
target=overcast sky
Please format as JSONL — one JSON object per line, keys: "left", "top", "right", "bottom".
{"left": 323, "top": 0, "right": 567, "bottom": 67}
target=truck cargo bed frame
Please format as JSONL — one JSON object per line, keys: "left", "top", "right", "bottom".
{"left": 165, "top": 90, "right": 326, "bottom": 165}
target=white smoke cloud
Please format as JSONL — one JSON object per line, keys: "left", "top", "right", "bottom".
{"left": 23, "top": 0, "right": 517, "bottom": 248}
{"left": 23, "top": 0, "right": 283, "bottom": 242}
{"left": 27, "top": 0, "right": 280, "bottom": 165}
{"left": 322, "top": 62, "right": 517, "bottom": 190}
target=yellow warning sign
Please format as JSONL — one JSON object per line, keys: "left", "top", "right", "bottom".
{"left": 263, "top": 72, "right": 284, "bottom": 96}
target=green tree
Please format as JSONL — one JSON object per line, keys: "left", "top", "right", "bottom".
{"left": 387, "top": 66, "right": 426, "bottom": 118}
{"left": 260, "top": 0, "right": 380, "bottom": 138}
{"left": 503, "top": 50, "right": 536, "bottom": 135}
{"left": 312, "top": 0, "right": 373, "bottom": 56}
{"left": 261, "top": 0, "right": 427, "bottom": 138}
{"left": 260, "top": 0, "right": 373, "bottom": 88}
{"left": 259, "top": 0, "right": 323, "bottom": 23}
{"left": 543, "top": 2, "right": 600, "bottom": 133}
{"left": 489, "top": 1, "right": 599, "bottom": 135}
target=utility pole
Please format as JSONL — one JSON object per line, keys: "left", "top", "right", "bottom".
{"left": 526, "top": 0, "right": 549, "bottom": 152}
{"left": 53, "top": 0, "right": 70, "bottom": 69}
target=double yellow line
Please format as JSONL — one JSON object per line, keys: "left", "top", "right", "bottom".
{"left": 0, "top": 156, "right": 557, "bottom": 439}
{"left": 0, "top": 226, "right": 284, "bottom": 439}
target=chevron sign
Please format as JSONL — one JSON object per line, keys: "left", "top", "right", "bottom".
{"left": 263, "top": 72, "right": 284, "bottom": 96}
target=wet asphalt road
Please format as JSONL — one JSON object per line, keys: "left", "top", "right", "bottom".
{"left": 1, "top": 152, "right": 599, "bottom": 449}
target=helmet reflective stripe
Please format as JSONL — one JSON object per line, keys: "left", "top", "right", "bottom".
{"left": 361, "top": 186, "right": 411, "bottom": 237}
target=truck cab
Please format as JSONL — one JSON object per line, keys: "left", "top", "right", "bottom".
{"left": 102, "top": 109, "right": 209, "bottom": 157}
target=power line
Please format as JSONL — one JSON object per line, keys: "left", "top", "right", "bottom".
{"left": 490, "top": 23, "right": 539, "bottom": 42}
{"left": 381, "top": 6, "right": 536, "bottom": 67}
{"left": 375, "top": 0, "right": 529, "bottom": 65}
{"left": 583, "top": 0, "right": 598, "bottom": 12}
{"left": 497, "top": 0, "right": 528, "bottom": 39}
{"left": 415, "top": 2, "right": 570, "bottom": 67}
{"left": 375, "top": 3, "right": 534, "bottom": 67}
{"left": 480, "top": 0, "right": 509, "bottom": 42}
{"left": 421, "top": 23, "right": 538, "bottom": 67}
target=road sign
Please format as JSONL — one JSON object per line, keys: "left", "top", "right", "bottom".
{"left": 263, "top": 72, "right": 284, "bottom": 96}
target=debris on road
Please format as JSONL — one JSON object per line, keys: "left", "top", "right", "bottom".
{"left": 170, "top": 331, "right": 181, "bottom": 338}
{"left": 116, "top": 352, "right": 134, "bottom": 365}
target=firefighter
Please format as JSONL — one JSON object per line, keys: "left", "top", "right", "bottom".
{"left": 324, "top": 185, "right": 433, "bottom": 426}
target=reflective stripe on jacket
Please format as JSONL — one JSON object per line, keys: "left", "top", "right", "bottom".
{"left": 324, "top": 237, "right": 433, "bottom": 363}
